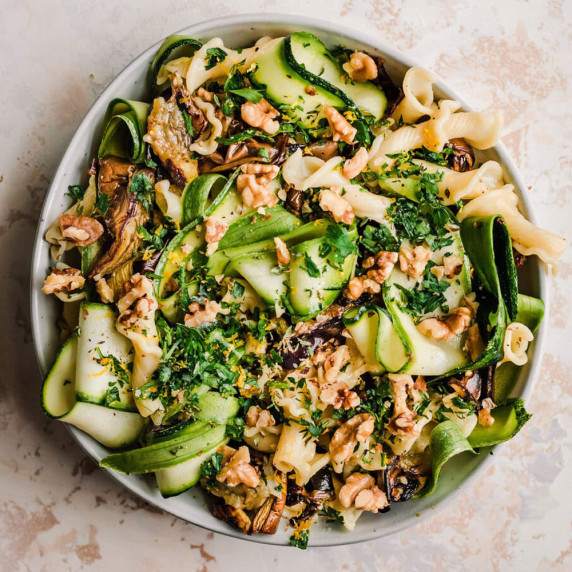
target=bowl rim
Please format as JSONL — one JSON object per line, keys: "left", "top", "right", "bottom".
{"left": 30, "top": 12, "right": 549, "bottom": 547}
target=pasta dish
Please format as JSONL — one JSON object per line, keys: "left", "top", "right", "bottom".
{"left": 39, "top": 32, "right": 566, "bottom": 548}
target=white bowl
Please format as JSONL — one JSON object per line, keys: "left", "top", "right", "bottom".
{"left": 30, "top": 13, "right": 548, "bottom": 547}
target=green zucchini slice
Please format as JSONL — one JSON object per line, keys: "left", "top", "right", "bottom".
{"left": 75, "top": 303, "right": 135, "bottom": 411}
{"left": 151, "top": 35, "right": 202, "bottom": 94}
{"left": 251, "top": 38, "right": 345, "bottom": 128}
{"left": 98, "top": 98, "right": 149, "bottom": 163}
{"left": 155, "top": 442, "right": 227, "bottom": 497}
{"left": 41, "top": 333, "right": 145, "bottom": 449}
{"left": 285, "top": 32, "right": 387, "bottom": 121}
{"left": 343, "top": 305, "right": 410, "bottom": 373}
{"left": 100, "top": 422, "right": 227, "bottom": 474}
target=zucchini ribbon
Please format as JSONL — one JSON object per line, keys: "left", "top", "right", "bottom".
{"left": 98, "top": 98, "right": 150, "bottom": 163}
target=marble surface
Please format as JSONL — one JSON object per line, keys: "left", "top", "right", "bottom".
{"left": 1, "top": 0, "right": 571, "bottom": 570}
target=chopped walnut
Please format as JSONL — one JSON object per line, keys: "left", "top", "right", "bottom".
{"left": 204, "top": 216, "right": 228, "bottom": 256}
{"left": 184, "top": 300, "right": 225, "bottom": 328}
{"left": 318, "top": 188, "right": 354, "bottom": 224}
{"left": 355, "top": 486, "right": 388, "bottom": 512}
{"left": 342, "top": 147, "right": 369, "bottom": 179}
{"left": 323, "top": 105, "right": 357, "bottom": 144}
{"left": 217, "top": 445, "right": 261, "bottom": 488}
{"left": 417, "top": 317, "right": 452, "bottom": 341}
{"left": 339, "top": 473, "right": 375, "bottom": 507}
{"left": 237, "top": 163, "right": 279, "bottom": 208}
{"left": 329, "top": 413, "right": 375, "bottom": 465}
{"left": 197, "top": 87, "right": 214, "bottom": 102}
{"left": 446, "top": 307, "right": 472, "bottom": 336}
{"left": 342, "top": 52, "right": 379, "bottom": 82}
{"left": 118, "top": 296, "right": 157, "bottom": 328}
{"left": 399, "top": 244, "right": 432, "bottom": 279}
{"left": 245, "top": 405, "right": 275, "bottom": 428}
{"left": 240, "top": 99, "right": 280, "bottom": 134}
{"left": 346, "top": 276, "right": 380, "bottom": 299}
{"left": 345, "top": 250, "right": 398, "bottom": 300}
{"left": 387, "top": 374, "right": 419, "bottom": 437}
{"left": 59, "top": 214, "right": 104, "bottom": 247}
{"left": 478, "top": 407, "right": 495, "bottom": 427}
{"left": 442, "top": 254, "right": 463, "bottom": 278}
{"left": 274, "top": 237, "right": 290, "bottom": 265}
{"left": 42, "top": 267, "right": 85, "bottom": 295}
{"left": 94, "top": 275, "right": 114, "bottom": 304}
{"left": 417, "top": 306, "right": 473, "bottom": 341}
{"left": 320, "top": 382, "right": 360, "bottom": 410}
{"left": 117, "top": 273, "right": 154, "bottom": 314}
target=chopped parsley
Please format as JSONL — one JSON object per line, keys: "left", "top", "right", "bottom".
{"left": 181, "top": 110, "right": 194, "bottom": 137}
{"left": 226, "top": 416, "right": 245, "bottom": 441}
{"left": 200, "top": 452, "right": 223, "bottom": 478}
{"left": 319, "top": 223, "right": 358, "bottom": 268}
{"left": 227, "top": 87, "right": 264, "bottom": 103}
{"left": 205, "top": 47, "right": 228, "bottom": 70}
{"left": 319, "top": 506, "right": 345, "bottom": 525}
{"left": 93, "top": 192, "right": 110, "bottom": 217}
{"left": 66, "top": 184, "right": 86, "bottom": 201}
{"left": 289, "top": 529, "right": 310, "bottom": 550}
{"left": 303, "top": 252, "right": 321, "bottom": 277}
{"left": 360, "top": 222, "right": 399, "bottom": 254}
{"left": 216, "top": 129, "right": 274, "bottom": 145}
{"left": 129, "top": 172, "right": 154, "bottom": 211}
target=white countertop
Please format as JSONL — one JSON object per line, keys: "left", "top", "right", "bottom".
{"left": 1, "top": 1, "right": 571, "bottom": 570}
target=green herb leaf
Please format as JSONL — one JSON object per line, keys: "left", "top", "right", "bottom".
{"left": 66, "top": 184, "right": 86, "bottom": 201}
{"left": 129, "top": 172, "right": 154, "bottom": 211}
{"left": 94, "top": 192, "right": 109, "bottom": 216}
{"left": 205, "top": 47, "right": 228, "bottom": 70}
{"left": 227, "top": 87, "right": 264, "bottom": 103}
{"left": 289, "top": 529, "right": 310, "bottom": 550}
{"left": 324, "top": 224, "right": 358, "bottom": 267}
{"left": 181, "top": 110, "right": 194, "bottom": 137}
{"left": 303, "top": 252, "right": 321, "bottom": 277}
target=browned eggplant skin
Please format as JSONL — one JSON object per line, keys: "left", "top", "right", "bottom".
{"left": 89, "top": 156, "right": 152, "bottom": 279}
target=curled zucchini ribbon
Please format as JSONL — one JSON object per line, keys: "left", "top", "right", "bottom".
{"left": 420, "top": 398, "right": 531, "bottom": 497}
{"left": 41, "top": 334, "right": 145, "bottom": 449}
{"left": 98, "top": 98, "right": 150, "bottom": 163}
{"left": 448, "top": 215, "right": 519, "bottom": 373}
{"left": 181, "top": 171, "right": 237, "bottom": 225}
{"left": 150, "top": 35, "right": 202, "bottom": 94}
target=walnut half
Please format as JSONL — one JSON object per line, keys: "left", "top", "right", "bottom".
{"left": 329, "top": 413, "right": 375, "bottom": 465}
{"left": 59, "top": 213, "right": 104, "bottom": 247}
{"left": 338, "top": 472, "right": 388, "bottom": 512}
{"left": 42, "top": 267, "right": 85, "bottom": 295}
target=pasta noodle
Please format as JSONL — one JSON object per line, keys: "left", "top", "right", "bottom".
{"left": 188, "top": 96, "right": 224, "bottom": 156}
{"left": 501, "top": 322, "right": 534, "bottom": 366}
{"left": 458, "top": 186, "right": 567, "bottom": 270}
{"left": 273, "top": 422, "right": 324, "bottom": 485}
{"left": 244, "top": 424, "right": 283, "bottom": 453}
{"left": 414, "top": 159, "right": 504, "bottom": 204}
{"left": 369, "top": 108, "right": 504, "bottom": 170}
{"left": 391, "top": 67, "right": 438, "bottom": 124}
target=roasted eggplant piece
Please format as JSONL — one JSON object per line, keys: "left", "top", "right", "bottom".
{"left": 447, "top": 138, "right": 475, "bottom": 173}
{"left": 90, "top": 157, "right": 152, "bottom": 278}
{"left": 201, "top": 133, "right": 289, "bottom": 173}
{"left": 281, "top": 305, "right": 350, "bottom": 370}
{"left": 381, "top": 455, "right": 429, "bottom": 503}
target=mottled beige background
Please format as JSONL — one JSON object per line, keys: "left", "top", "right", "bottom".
{"left": 1, "top": 1, "right": 571, "bottom": 570}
